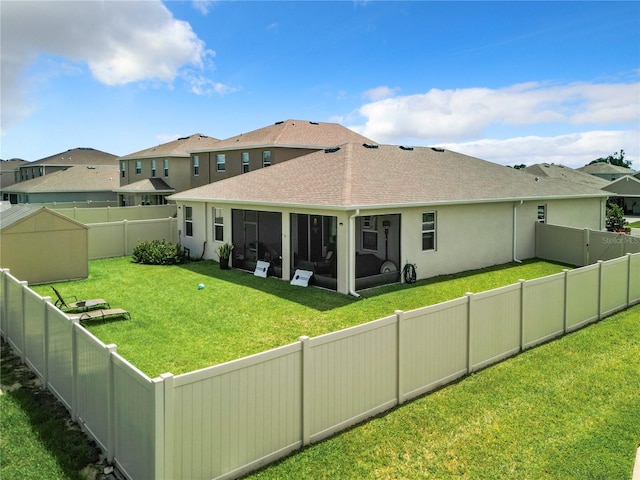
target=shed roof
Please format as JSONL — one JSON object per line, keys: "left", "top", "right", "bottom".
{"left": 191, "top": 120, "right": 375, "bottom": 153}
{"left": 170, "top": 143, "right": 609, "bottom": 209}
{"left": 119, "top": 134, "right": 220, "bottom": 160}
{"left": 4, "top": 166, "right": 120, "bottom": 193}
{"left": 0, "top": 205, "right": 87, "bottom": 231}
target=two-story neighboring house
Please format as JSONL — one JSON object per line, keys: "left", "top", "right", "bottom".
{"left": 577, "top": 162, "right": 637, "bottom": 181}
{"left": 187, "top": 119, "right": 377, "bottom": 188}
{"left": 0, "top": 159, "right": 29, "bottom": 203}
{"left": 115, "top": 134, "right": 220, "bottom": 206}
{"left": 15, "top": 147, "right": 119, "bottom": 183}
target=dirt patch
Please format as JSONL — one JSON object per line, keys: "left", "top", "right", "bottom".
{"left": 1, "top": 340, "right": 117, "bottom": 480}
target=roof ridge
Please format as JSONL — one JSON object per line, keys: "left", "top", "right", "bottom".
{"left": 341, "top": 143, "right": 353, "bottom": 204}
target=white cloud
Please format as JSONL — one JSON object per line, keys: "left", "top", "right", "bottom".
{"left": 437, "top": 130, "right": 640, "bottom": 170}
{"left": 192, "top": 0, "right": 217, "bottom": 15}
{"left": 355, "top": 81, "right": 640, "bottom": 143}
{"left": 182, "top": 73, "right": 239, "bottom": 96}
{"left": 1, "top": 0, "right": 213, "bottom": 130}
{"left": 362, "top": 86, "right": 399, "bottom": 101}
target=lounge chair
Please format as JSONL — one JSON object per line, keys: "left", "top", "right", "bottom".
{"left": 51, "top": 286, "right": 110, "bottom": 312}
{"left": 67, "top": 308, "right": 131, "bottom": 324}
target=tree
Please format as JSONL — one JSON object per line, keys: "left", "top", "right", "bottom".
{"left": 605, "top": 203, "right": 627, "bottom": 232}
{"left": 587, "top": 149, "right": 632, "bottom": 169}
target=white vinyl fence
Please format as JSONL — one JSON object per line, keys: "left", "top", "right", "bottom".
{"left": 1, "top": 253, "right": 639, "bottom": 480}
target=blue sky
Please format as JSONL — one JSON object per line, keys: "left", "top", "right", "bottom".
{"left": 1, "top": 1, "right": 638, "bottom": 169}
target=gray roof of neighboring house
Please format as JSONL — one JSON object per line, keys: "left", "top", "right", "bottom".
{"left": 1, "top": 159, "right": 29, "bottom": 171}
{"left": 170, "top": 143, "right": 609, "bottom": 209}
{"left": 0, "top": 204, "right": 87, "bottom": 230}
{"left": 113, "top": 177, "right": 175, "bottom": 194}
{"left": 523, "top": 163, "right": 609, "bottom": 190}
{"left": 191, "top": 119, "right": 376, "bottom": 153}
{"left": 28, "top": 147, "right": 119, "bottom": 166}
{"left": 577, "top": 163, "right": 637, "bottom": 175}
{"left": 3, "top": 165, "right": 120, "bottom": 193}
{"left": 119, "top": 134, "right": 220, "bottom": 160}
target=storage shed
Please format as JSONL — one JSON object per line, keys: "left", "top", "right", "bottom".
{"left": 0, "top": 205, "right": 88, "bottom": 284}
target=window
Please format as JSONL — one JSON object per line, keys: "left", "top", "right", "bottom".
{"left": 422, "top": 212, "right": 436, "bottom": 251}
{"left": 362, "top": 230, "right": 378, "bottom": 251}
{"left": 537, "top": 205, "right": 547, "bottom": 223}
{"left": 242, "top": 152, "right": 250, "bottom": 173}
{"left": 121, "top": 162, "right": 126, "bottom": 178}
{"left": 151, "top": 160, "right": 156, "bottom": 177}
{"left": 185, "top": 206, "right": 193, "bottom": 237}
{"left": 38, "top": 167, "right": 44, "bottom": 176}
{"left": 262, "top": 150, "right": 271, "bottom": 167}
{"left": 213, "top": 208, "right": 224, "bottom": 241}
{"left": 135, "top": 161, "right": 142, "bottom": 175}
{"left": 193, "top": 155, "right": 199, "bottom": 176}
{"left": 216, "top": 154, "right": 226, "bottom": 172}
{"left": 164, "top": 159, "right": 169, "bottom": 177}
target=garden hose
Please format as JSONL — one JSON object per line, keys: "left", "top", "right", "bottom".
{"left": 403, "top": 262, "right": 417, "bottom": 284}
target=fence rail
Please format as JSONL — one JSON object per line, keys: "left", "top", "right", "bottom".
{"left": 1, "top": 253, "right": 638, "bottom": 479}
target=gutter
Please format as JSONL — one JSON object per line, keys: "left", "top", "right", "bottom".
{"left": 513, "top": 201, "right": 522, "bottom": 263}
{"left": 348, "top": 209, "right": 360, "bottom": 297}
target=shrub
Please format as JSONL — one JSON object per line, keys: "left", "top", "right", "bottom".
{"left": 132, "top": 240, "right": 188, "bottom": 265}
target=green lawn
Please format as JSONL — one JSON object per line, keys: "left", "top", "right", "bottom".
{"left": 628, "top": 220, "right": 640, "bottom": 228}
{"left": 33, "top": 257, "right": 570, "bottom": 377}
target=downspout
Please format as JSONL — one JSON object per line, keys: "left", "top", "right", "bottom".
{"left": 513, "top": 201, "right": 522, "bottom": 263}
{"left": 348, "top": 209, "right": 360, "bottom": 297}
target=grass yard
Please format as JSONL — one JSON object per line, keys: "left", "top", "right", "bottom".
{"left": 628, "top": 220, "right": 640, "bottom": 228}
{"left": 33, "top": 257, "right": 570, "bottom": 378}
{"left": 246, "top": 304, "right": 640, "bottom": 479}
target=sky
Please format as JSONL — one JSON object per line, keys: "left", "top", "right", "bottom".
{"left": 1, "top": 0, "right": 639, "bottom": 170}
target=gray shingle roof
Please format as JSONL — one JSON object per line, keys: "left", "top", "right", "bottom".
{"left": 170, "top": 143, "right": 609, "bottom": 209}
{"left": 191, "top": 120, "right": 376, "bottom": 152}
{"left": 4, "top": 166, "right": 120, "bottom": 193}
{"left": 523, "top": 163, "right": 609, "bottom": 190}
{"left": 0, "top": 205, "right": 44, "bottom": 230}
{"left": 119, "top": 134, "right": 220, "bottom": 159}
{"left": 29, "top": 148, "right": 119, "bottom": 166}
{"left": 577, "top": 163, "right": 637, "bottom": 175}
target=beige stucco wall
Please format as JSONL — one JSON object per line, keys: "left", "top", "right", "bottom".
{"left": 0, "top": 210, "right": 88, "bottom": 284}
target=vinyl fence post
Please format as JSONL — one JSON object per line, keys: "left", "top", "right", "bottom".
{"left": 562, "top": 269, "right": 570, "bottom": 334}
{"left": 597, "top": 260, "right": 604, "bottom": 320}
{"left": 466, "top": 292, "right": 473, "bottom": 374}
{"left": 395, "top": 310, "right": 405, "bottom": 405}
{"left": 299, "top": 335, "right": 311, "bottom": 446}
{"left": 105, "top": 344, "right": 117, "bottom": 464}
{"left": 70, "top": 317, "right": 81, "bottom": 422}
{"left": 153, "top": 374, "right": 169, "bottom": 479}
{"left": 123, "top": 219, "right": 129, "bottom": 256}
{"left": 627, "top": 253, "right": 632, "bottom": 308}
{"left": 19, "top": 280, "right": 28, "bottom": 362}
{"left": 160, "top": 372, "right": 174, "bottom": 479}
{"left": 519, "top": 279, "right": 526, "bottom": 352}
{"left": 0, "top": 269, "right": 6, "bottom": 339}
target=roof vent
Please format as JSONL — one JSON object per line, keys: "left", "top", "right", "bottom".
{"left": 177, "top": 136, "right": 189, "bottom": 141}
{"left": 275, "top": 121, "right": 284, "bottom": 125}
{"left": 324, "top": 147, "right": 341, "bottom": 153}
{"left": 309, "top": 121, "right": 319, "bottom": 125}
{"left": 363, "top": 143, "right": 378, "bottom": 149}
{"left": 87, "top": 166, "right": 96, "bottom": 169}
{"left": 431, "top": 147, "right": 445, "bottom": 152}
{"left": 399, "top": 145, "right": 414, "bottom": 151}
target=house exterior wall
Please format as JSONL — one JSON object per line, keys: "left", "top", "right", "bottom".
{"left": 120, "top": 157, "right": 192, "bottom": 193}
{"left": 0, "top": 210, "right": 88, "bottom": 284}
{"left": 13, "top": 191, "right": 118, "bottom": 205}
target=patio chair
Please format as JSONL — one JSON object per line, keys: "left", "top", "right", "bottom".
{"left": 67, "top": 308, "right": 131, "bottom": 324}
{"left": 51, "top": 286, "right": 110, "bottom": 312}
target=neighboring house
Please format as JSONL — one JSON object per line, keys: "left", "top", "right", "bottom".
{"left": 170, "top": 143, "right": 609, "bottom": 295}
{"left": 602, "top": 175, "right": 640, "bottom": 215}
{"left": 577, "top": 162, "right": 637, "bottom": 181}
{"left": 15, "top": 147, "right": 119, "bottom": 183}
{"left": 523, "top": 163, "right": 610, "bottom": 190}
{"left": 187, "top": 119, "right": 376, "bottom": 187}
{"left": 0, "top": 204, "right": 88, "bottom": 284}
{"left": 116, "top": 133, "right": 220, "bottom": 206}
{"left": 1, "top": 165, "right": 120, "bottom": 205}
{"left": 0, "top": 159, "right": 29, "bottom": 202}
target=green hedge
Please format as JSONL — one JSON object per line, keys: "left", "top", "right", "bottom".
{"left": 131, "top": 240, "right": 189, "bottom": 265}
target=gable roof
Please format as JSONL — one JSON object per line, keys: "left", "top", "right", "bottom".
{"left": 0, "top": 204, "right": 86, "bottom": 230}
{"left": 577, "top": 162, "right": 637, "bottom": 175}
{"left": 29, "top": 147, "right": 119, "bottom": 166}
{"left": 170, "top": 143, "right": 609, "bottom": 210}
{"left": 191, "top": 119, "right": 376, "bottom": 153}
{"left": 523, "top": 163, "right": 609, "bottom": 190}
{"left": 119, "top": 134, "right": 220, "bottom": 160}
{"left": 602, "top": 174, "right": 640, "bottom": 195}
{"left": 3, "top": 165, "right": 120, "bottom": 193}
{"left": 113, "top": 177, "right": 175, "bottom": 194}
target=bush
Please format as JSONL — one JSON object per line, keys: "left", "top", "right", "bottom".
{"left": 132, "top": 240, "right": 189, "bottom": 265}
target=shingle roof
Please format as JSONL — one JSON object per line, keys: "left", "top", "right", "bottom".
{"left": 191, "top": 119, "right": 376, "bottom": 152}
{"left": 577, "top": 163, "right": 637, "bottom": 175}
{"left": 523, "top": 163, "right": 609, "bottom": 190}
{"left": 170, "top": 143, "right": 609, "bottom": 209}
{"left": 113, "top": 177, "right": 175, "bottom": 194}
{"left": 119, "top": 134, "right": 220, "bottom": 159}
{"left": 4, "top": 166, "right": 120, "bottom": 193}
{"left": 29, "top": 148, "right": 119, "bottom": 166}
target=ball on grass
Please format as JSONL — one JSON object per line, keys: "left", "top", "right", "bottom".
{"left": 198, "top": 283, "right": 205, "bottom": 290}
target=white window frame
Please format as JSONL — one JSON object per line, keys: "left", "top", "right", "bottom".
{"left": 121, "top": 162, "right": 126, "bottom": 178}
{"left": 242, "top": 152, "right": 250, "bottom": 173}
{"left": 164, "top": 159, "right": 169, "bottom": 177}
{"left": 422, "top": 211, "right": 437, "bottom": 251}
{"left": 135, "top": 161, "right": 142, "bottom": 175}
{"left": 185, "top": 206, "right": 193, "bottom": 237}
{"left": 151, "top": 160, "right": 156, "bottom": 177}
{"left": 213, "top": 207, "right": 224, "bottom": 241}
{"left": 216, "top": 154, "right": 226, "bottom": 172}
{"left": 262, "top": 150, "right": 271, "bottom": 167}
{"left": 193, "top": 155, "right": 199, "bottom": 176}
